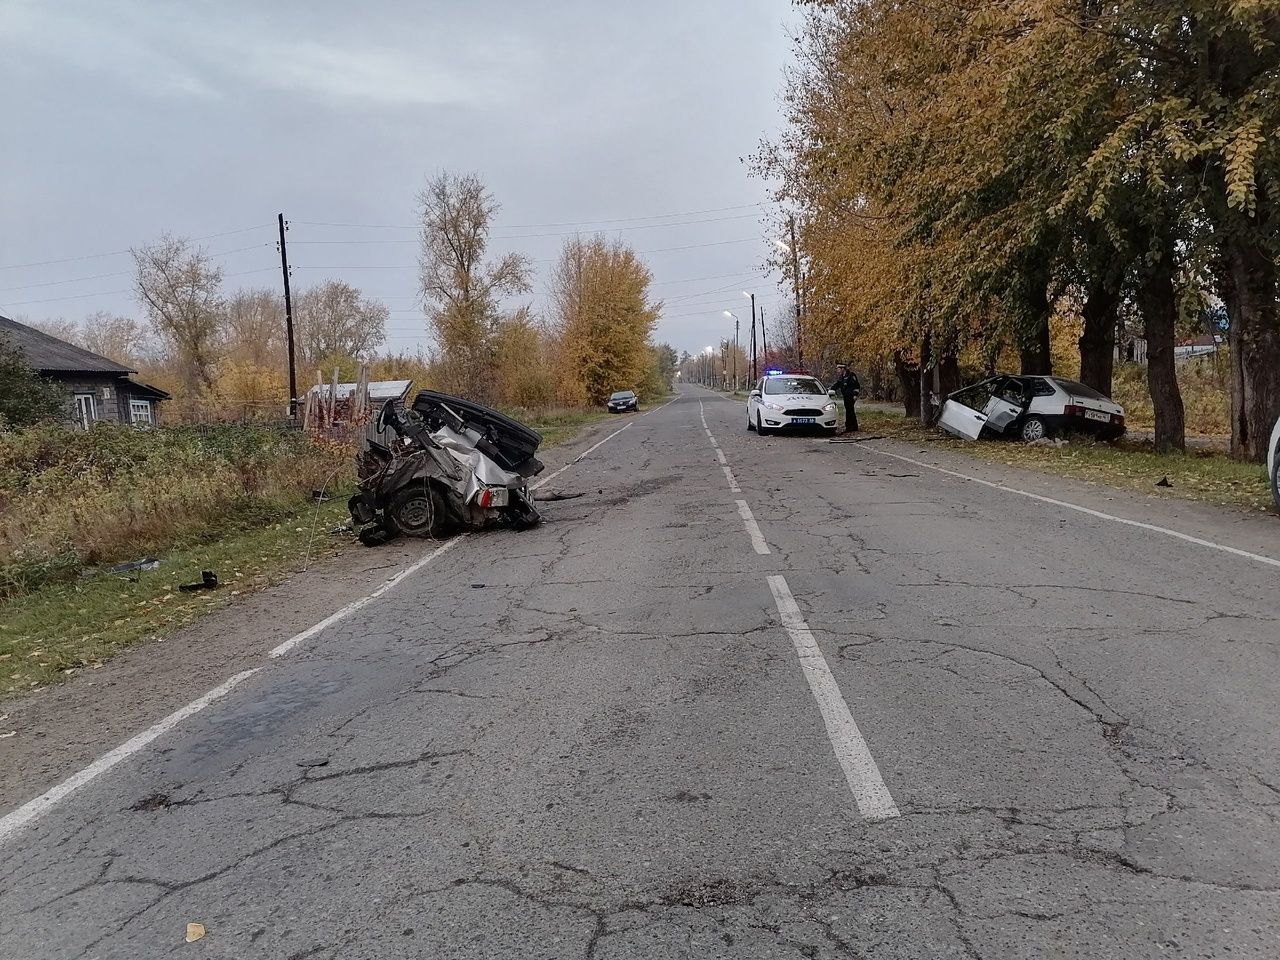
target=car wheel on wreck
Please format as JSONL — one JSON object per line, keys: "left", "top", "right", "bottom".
{"left": 388, "top": 485, "right": 451, "bottom": 538}
{"left": 1019, "top": 415, "right": 1050, "bottom": 443}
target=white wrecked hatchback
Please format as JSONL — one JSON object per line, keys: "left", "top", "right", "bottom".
{"left": 939, "top": 375, "right": 1126, "bottom": 443}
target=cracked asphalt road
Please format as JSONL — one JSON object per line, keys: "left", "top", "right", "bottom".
{"left": 3, "top": 386, "right": 1279, "bottom": 959}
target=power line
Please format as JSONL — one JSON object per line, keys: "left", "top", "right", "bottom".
{"left": 287, "top": 212, "right": 765, "bottom": 246}
{"left": 0, "top": 241, "right": 274, "bottom": 294}
{"left": 0, "top": 223, "right": 273, "bottom": 272}
{"left": 0, "top": 265, "right": 278, "bottom": 309}
{"left": 292, "top": 202, "right": 764, "bottom": 232}
{"left": 2, "top": 288, "right": 132, "bottom": 307}
{"left": 666, "top": 280, "right": 779, "bottom": 305}
{"left": 288, "top": 236, "right": 767, "bottom": 272}
{"left": 0, "top": 269, "right": 132, "bottom": 294}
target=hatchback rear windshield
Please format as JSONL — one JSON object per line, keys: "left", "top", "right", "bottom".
{"left": 609, "top": 391, "right": 635, "bottom": 400}
{"left": 1051, "top": 379, "right": 1110, "bottom": 401}
{"left": 764, "top": 377, "right": 825, "bottom": 396}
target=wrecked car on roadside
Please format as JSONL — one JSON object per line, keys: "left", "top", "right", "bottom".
{"left": 938, "top": 375, "right": 1126, "bottom": 443}
{"left": 349, "top": 390, "right": 544, "bottom": 545}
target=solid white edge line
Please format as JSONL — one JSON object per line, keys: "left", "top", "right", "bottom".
{"left": 736, "top": 500, "right": 771, "bottom": 554}
{"left": 1, "top": 407, "right": 652, "bottom": 844}
{"left": 567, "top": 422, "right": 633, "bottom": 467}
{"left": 0, "top": 669, "right": 261, "bottom": 843}
{"left": 767, "top": 575, "right": 900, "bottom": 822}
{"left": 716, "top": 449, "right": 727, "bottom": 464}
{"left": 859, "top": 445, "right": 1280, "bottom": 570}
{"left": 722, "top": 464, "right": 741, "bottom": 493}
{"left": 268, "top": 535, "right": 469, "bottom": 658}
{"left": 641, "top": 395, "right": 679, "bottom": 418}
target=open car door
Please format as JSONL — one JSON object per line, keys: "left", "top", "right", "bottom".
{"left": 939, "top": 379, "right": 1006, "bottom": 440}
{"left": 938, "top": 399, "right": 987, "bottom": 440}
{"left": 982, "top": 397, "right": 1024, "bottom": 433}
{"left": 981, "top": 377, "right": 1031, "bottom": 434}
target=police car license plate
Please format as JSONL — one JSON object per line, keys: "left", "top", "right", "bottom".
{"left": 1084, "top": 410, "right": 1110, "bottom": 423}
{"left": 792, "top": 417, "right": 815, "bottom": 425}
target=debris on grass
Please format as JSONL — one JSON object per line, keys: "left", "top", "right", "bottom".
{"left": 106, "top": 558, "right": 161, "bottom": 576}
{"left": 178, "top": 571, "right": 219, "bottom": 593}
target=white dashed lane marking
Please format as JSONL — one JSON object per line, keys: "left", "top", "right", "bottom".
{"left": 736, "top": 500, "right": 771, "bottom": 554}
{"left": 768, "top": 575, "right": 901, "bottom": 822}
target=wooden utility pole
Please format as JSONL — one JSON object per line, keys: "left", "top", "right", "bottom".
{"left": 788, "top": 216, "right": 803, "bottom": 365}
{"left": 278, "top": 213, "right": 298, "bottom": 417}
{"left": 747, "top": 292, "right": 757, "bottom": 382}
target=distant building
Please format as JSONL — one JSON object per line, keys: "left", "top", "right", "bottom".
{"left": 1174, "top": 333, "right": 1223, "bottom": 362}
{"left": 1116, "top": 335, "right": 1147, "bottom": 364}
{"left": 304, "top": 379, "right": 414, "bottom": 413}
{"left": 0, "top": 314, "right": 170, "bottom": 428}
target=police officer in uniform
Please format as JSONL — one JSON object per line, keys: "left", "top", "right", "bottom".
{"left": 831, "top": 363, "right": 860, "bottom": 434}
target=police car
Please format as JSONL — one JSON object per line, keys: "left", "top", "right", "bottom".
{"left": 746, "top": 371, "right": 839, "bottom": 435}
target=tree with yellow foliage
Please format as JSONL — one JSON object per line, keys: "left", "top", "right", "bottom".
{"left": 550, "top": 237, "right": 660, "bottom": 405}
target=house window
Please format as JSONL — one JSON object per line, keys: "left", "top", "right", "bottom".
{"left": 130, "top": 400, "right": 153, "bottom": 425}
{"left": 74, "top": 393, "right": 96, "bottom": 430}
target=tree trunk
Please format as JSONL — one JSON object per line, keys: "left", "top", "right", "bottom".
{"left": 1138, "top": 256, "right": 1186, "bottom": 454}
{"left": 894, "top": 350, "right": 921, "bottom": 419}
{"left": 1019, "top": 280, "right": 1053, "bottom": 375}
{"left": 1079, "top": 275, "right": 1119, "bottom": 396}
{"left": 869, "top": 362, "right": 884, "bottom": 402}
{"left": 919, "top": 333, "right": 935, "bottom": 425}
{"left": 1222, "top": 231, "right": 1280, "bottom": 462}
{"left": 938, "top": 350, "right": 960, "bottom": 400}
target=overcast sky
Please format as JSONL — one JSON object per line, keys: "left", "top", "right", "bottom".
{"left": 0, "top": 0, "right": 798, "bottom": 358}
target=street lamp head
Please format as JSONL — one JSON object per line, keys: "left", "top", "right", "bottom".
{"left": 723, "top": 310, "right": 736, "bottom": 319}
{"left": 742, "top": 291, "right": 752, "bottom": 299}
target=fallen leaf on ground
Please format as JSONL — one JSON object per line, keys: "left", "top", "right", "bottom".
{"left": 0, "top": 731, "right": 16, "bottom": 739}
{"left": 185, "top": 922, "right": 205, "bottom": 942}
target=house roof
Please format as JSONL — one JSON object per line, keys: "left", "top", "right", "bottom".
{"left": 124, "top": 379, "right": 171, "bottom": 401}
{"left": 0, "top": 313, "right": 136, "bottom": 375}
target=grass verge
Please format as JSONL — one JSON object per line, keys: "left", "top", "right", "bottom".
{"left": 857, "top": 409, "right": 1274, "bottom": 514}
{"left": 1, "top": 500, "right": 350, "bottom": 696}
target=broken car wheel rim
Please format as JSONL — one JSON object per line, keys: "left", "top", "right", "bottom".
{"left": 396, "top": 496, "right": 433, "bottom": 531}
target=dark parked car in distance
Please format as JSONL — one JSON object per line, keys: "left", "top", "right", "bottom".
{"left": 607, "top": 390, "right": 639, "bottom": 413}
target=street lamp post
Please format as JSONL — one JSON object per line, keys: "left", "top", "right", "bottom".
{"left": 723, "top": 311, "right": 739, "bottom": 391}
{"left": 774, "top": 232, "right": 804, "bottom": 365}
{"left": 742, "top": 291, "right": 757, "bottom": 382}
{"left": 704, "top": 346, "right": 714, "bottom": 387}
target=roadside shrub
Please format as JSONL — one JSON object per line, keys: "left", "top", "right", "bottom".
{"left": 0, "top": 423, "right": 349, "bottom": 597}
{"left": 1112, "top": 357, "right": 1231, "bottom": 436}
